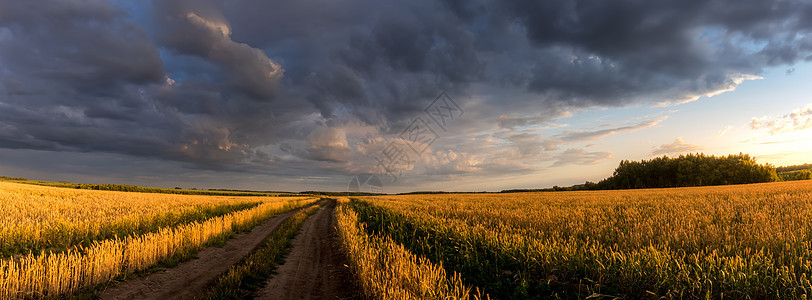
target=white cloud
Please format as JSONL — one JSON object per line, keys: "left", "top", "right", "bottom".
{"left": 651, "top": 138, "right": 704, "bottom": 156}
{"left": 421, "top": 149, "right": 481, "bottom": 175}
{"left": 482, "top": 115, "right": 667, "bottom": 172}
{"left": 503, "top": 132, "right": 560, "bottom": 158}
{"left": 346, "top": 136, "right": 418, "bottom": 176}
{"left": 750, "top": 104, "right": 812, "bottom": 135}
{"left": 303, "top": 127, "right": 351, "bottom": 162}
{"left": 497, "top": 110, "right": 573, "bottom": 129}
{"left": 654, "top": 74, "right": 762, "bottom": 106}
{"left": 717, "top": 125, "right": 732, "bottom": 137}
{"left": 551, "top": 148, "right": 613, "bottom": 167}
{"left": 555, "top": 116, "right": 668, "bottom": 141}
{"left": 185, "top": 12, "right": 231, "bottom": 37}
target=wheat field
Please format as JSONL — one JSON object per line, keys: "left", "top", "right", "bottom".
{"left": 0, "top": 181, "right": 315, "bottom": 298}
{"left": 0, "top": 181, "right": 280, "bottom": 257}
{"left": 4, "top": 180, "right": 812, "bottom": 298}
{"left": 339, "top": 181, "right": 812, "bottom": 299}
{"left": 335, "top": 198, "right": 481, "bottom": 300}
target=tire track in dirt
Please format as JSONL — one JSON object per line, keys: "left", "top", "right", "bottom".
{"left": 254, "top": 199, "right": 356, "bottom": 300}
{"left": 98, "top": 206, "right": 307, "bottom": 300}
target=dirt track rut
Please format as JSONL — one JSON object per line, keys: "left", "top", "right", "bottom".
{"left": 254, "top": 200, "right": 356, "bottom": 300}
{"left": 98, "top": 208, "right": 302, "bottom": 300}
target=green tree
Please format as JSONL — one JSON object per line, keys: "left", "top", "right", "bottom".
{"left": 598, "top": 153, "right": 778, "bottom": 189}
{"left": 796, "top": 170, "right": 812, "bottom": 180}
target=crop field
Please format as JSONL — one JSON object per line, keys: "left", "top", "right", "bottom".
{"left": 0, "top": 181, "right": 315, "bottom": 298}
{"left": 337, "top": 180, "right": 812, "bottom": 299}
{"left": 4, "top": 180, "right": 812, "bottom": 299}
{"left": 0, "top": 181, "right": 280, "bottom": 257}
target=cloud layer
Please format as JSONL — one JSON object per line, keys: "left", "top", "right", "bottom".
{"left": 1, "top": 0, "right": 812, "bottom": 186}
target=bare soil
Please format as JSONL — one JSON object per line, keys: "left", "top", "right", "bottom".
{"left": 254, "top": 200, "right": 357, "bottom": 300}
{"left": 98, "top": 208, "right": 302, "bottom": 300}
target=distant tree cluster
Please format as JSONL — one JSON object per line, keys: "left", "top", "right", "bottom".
{"left": 597, "top": 153, "right": 779, "bottom": 189}
{"left": 397, "top": 191, "right": 456, "bottom": 195}
{"left": 776, "top": 163, "right": 812, "bottom": 172}
{"left": 795, "top": 170, "right": 812, "bottom": 180}
{"left": 0, "top": 176, "right": 294, "bottom": 196}
{"left": 501, "top": 182, "right": 601, "bottom": 193}
{"left": 66, "top": 183, "right": 278, "bottom": 196}
{"left": 777, "top": 163, "right": 812, "bottom": 181}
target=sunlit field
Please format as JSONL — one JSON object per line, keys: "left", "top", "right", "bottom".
{"left": 0, "top": 181, "right": 315, "bottom": 298}
{"left": 0, "top": 181, "right": 287, "bottom": 257}
{"left": 5, "top": 180, "right": 812, "bottom": 299}
{"left": 338, "top": 181, "right": 812, "bottom": 299}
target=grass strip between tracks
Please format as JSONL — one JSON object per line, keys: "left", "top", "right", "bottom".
{"left": 205, "top": 201, "right": 323, "bottom": 299}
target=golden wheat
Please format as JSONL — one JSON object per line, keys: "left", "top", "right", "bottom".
{"left": 0, "top": 198, "right": 316, "bottom": 298}
{"left": 0, "top": 181, "right": 316, "bottom": 298}
{"left": 0, "top": 181, "right": 274, "bottom": 256}
{"left": 352, "top": 181, "right": 812, "bottom": 298}
{"left": 335, "top": 198, "right": 482, "bottom": 300}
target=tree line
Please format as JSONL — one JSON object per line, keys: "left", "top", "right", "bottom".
{"left": 776, "top": 164, "right": 812, "bottom": 181}
{"left": 777, "top": 163, "right": 812, "bottom": 172}
{"left": 597, "top": 153, "right": 779, "bottom": 189}
{"left": 0, "top": 177, "right": 302, "bottom": 196}
{"left": 502, "top": 153, "right": 797, "bottom": 193}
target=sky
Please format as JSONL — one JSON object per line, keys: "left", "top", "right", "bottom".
{"left": 0, "top": 0, "right": 811, "bottom": 193}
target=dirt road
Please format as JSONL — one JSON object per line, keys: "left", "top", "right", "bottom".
{"left": 98, "top": 208, "right": 303, "bottom": 300}
{"left": 254, "top": 200, "right": 356, "bottom": 300}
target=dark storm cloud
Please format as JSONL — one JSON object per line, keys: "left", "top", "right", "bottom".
{"left": 0, "top": 1, "right": 170, "bottom": 157}
{"left": 153, "top": 0, "right": 283, "bottom": 100}
{"left": 505, "top": 0, "right": 812, "bottom": 105}
{"left": 0, "top": 0, "right": 320, "bottom": 171}
{"left": 0, "top": 2, "right": 163, "bottom": 90}
{"left": 1, "top": 0, "right": 812, "bottom": 176}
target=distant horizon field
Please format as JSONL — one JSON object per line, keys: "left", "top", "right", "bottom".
{"left": 3, "top": 167, "right": 810, "bottom": 196}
